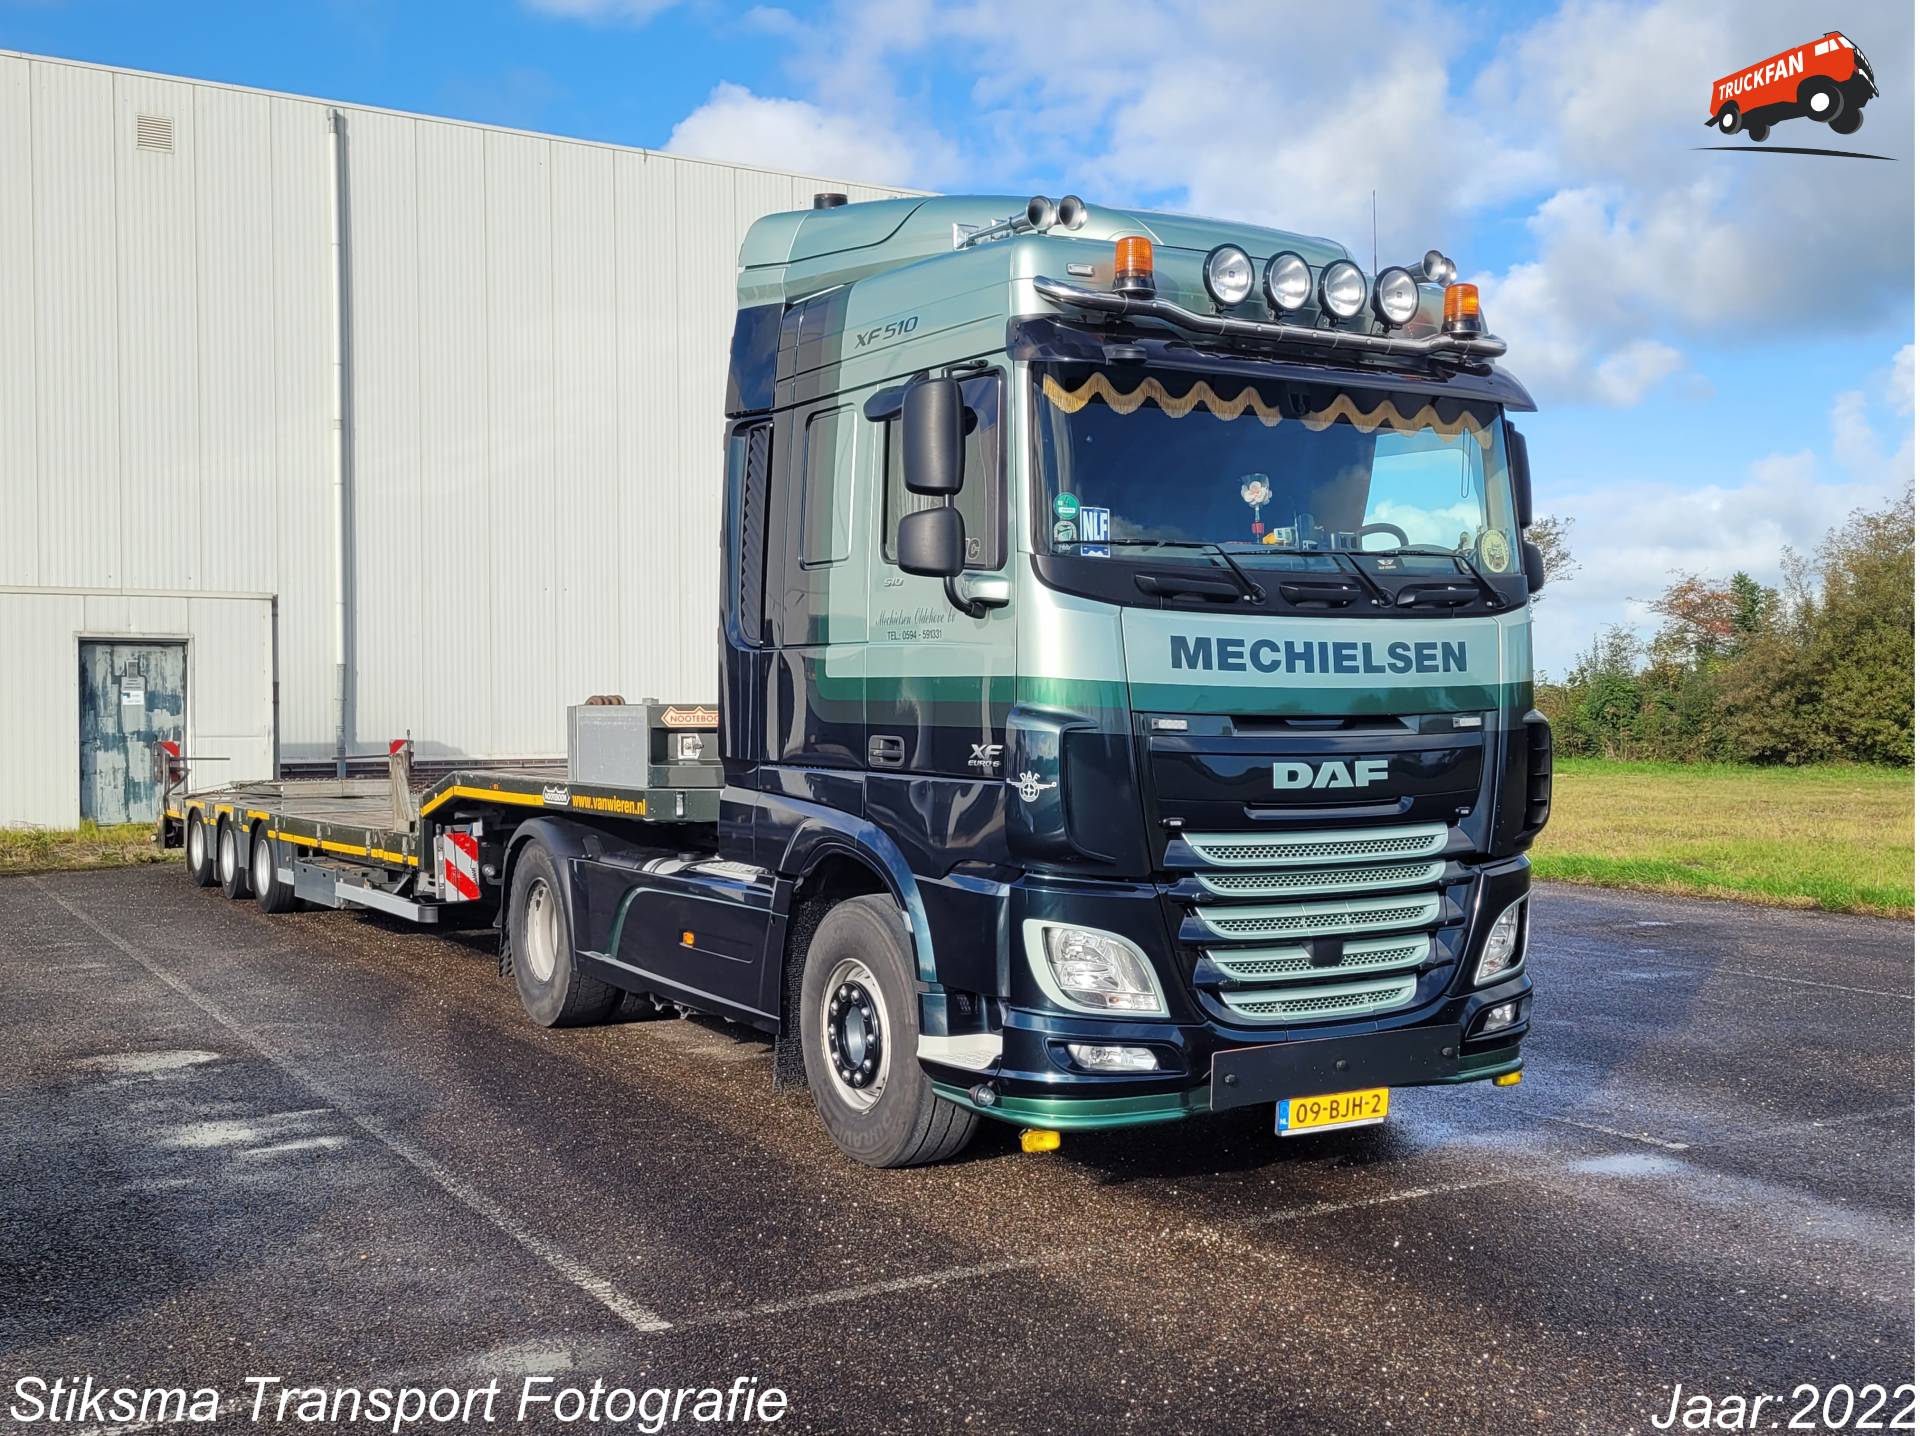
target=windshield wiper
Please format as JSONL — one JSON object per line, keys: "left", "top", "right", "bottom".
{"left": 1101, "top": 540, "right": 1265, "bottom": 602}
{"left": 1324, "top": 550, "right": 1392, "bottom": 608}
{"left": 1366, "top": 545, "right": 1506, "bottom": 607}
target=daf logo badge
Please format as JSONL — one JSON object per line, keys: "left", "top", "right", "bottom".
{"left": 1011, "top": 770, "right": 1058, "bottom": 803}
{"left": 1273, "top": 759, "right": 1391, "bottom": 791}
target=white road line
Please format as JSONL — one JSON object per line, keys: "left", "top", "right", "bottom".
{"left": 1619, "top": 953, "right": 1911, "bottom": 999}
{"left": 1234, "top": 1172, "right": 1522, "bottom": 1226}
{"left": 31, "top": 879, "right": 670, "bottom": 1336}
{"left": 1535, "top": 1114, "right": 1691, "bottom": 1151}
{"left": 671, "top": 1256, "right": 1058, "bottom": 1331}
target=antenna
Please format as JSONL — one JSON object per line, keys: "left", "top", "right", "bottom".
{"left": 1371, "top": 189, "right": 1378, "bottom": 275}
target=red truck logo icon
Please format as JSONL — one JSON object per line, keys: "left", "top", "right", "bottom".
{"left": 1708, "top": 31, "right": 1878, "bottom": 142}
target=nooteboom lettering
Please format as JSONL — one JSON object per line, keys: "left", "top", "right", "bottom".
{"left": 8, "top": 1374, "right": 790, "bottom": 1434}
{"left": 1168, "top": 633, "right": 1470, "bottom": 677}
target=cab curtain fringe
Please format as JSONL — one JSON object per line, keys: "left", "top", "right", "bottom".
{"left": 1038, "top": 373, "right": 1494, "bottom": 449}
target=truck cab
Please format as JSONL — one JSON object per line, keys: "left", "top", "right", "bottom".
{"left": 702, "top": 194, "right": 1551, "bottom": 1161}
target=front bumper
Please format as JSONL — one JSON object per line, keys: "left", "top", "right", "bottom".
{"left": 925, "top": 856, "right": 1533, "bottom": 1131}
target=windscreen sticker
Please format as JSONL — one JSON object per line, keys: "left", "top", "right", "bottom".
{"left": 1478, "top": 530, "right": 1513, "bottom": 573}
{"left": 1053, "top": 492, "right": 1080, "bottom": 522}
{"left": 1079, "top": 506, "right": 1110, "bottom": 543}
{"left": 1052, "top": 519, "right": 1079, "bottom": 545}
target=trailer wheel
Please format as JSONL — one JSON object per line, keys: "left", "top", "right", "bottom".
{"left": 216, "top": 820, "right": 251, "bottom": 899}
{"left": 251, "top": 825, "right": 298, "bottom": 914}
{"left": 1715, "top": 103, "right": 1740, "bottom": 134}
{"left": 184, "top": 814, "right": 216, "bottom": 888}
{"left": 1830, "top": 108, "right": 1863, "bottom": 135}
{"left": 799, "top": 895, "right": 979, "bottom": 1168}
{"left": 507, "top": 842, "right": 618, "bottom": 1027}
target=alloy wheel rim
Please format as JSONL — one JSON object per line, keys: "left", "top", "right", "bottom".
{"left": 524, "top": 879, "right": 559, "bottom": 982}
{"left": 821, "top": 957, "right": 889, "bottom": 1111}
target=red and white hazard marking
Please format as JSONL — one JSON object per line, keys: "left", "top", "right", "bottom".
{"left": 440, "top": 827, "right": 481, "bottom": 902}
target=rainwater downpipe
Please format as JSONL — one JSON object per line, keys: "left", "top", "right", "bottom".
{"left": 326, "top": 109, "right": 352, "bottom": 777}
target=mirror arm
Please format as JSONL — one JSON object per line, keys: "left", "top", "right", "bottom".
{"left": 946, "top": 575, "right": 986, "bottom": 619}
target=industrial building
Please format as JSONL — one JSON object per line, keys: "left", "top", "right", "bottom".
{"left": 0, "top": 49, "right": 910, "bottom": 828}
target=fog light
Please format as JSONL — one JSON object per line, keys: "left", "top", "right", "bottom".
{"left": 1318, "top": 259, "right": 1368, "bottom": 320}
{"left": 1066, "top": 1042, "right": 1158, "bottom": 1073}
{"left": 1264, "top": 250, "right": 1312, "bottom": 313}
{"left": 1481, "top": 1000, "right": 1519, "bottom": 1033}
{"left": 1202, "top": 243, "right": 1255, "bottom": 307}
{"left": 1371, "top": 265, "right": 1419, "bottom": 327}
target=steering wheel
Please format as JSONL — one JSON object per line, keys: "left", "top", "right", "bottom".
{"left": 1357, "top": 522, "right": 1409, "bottom": 549}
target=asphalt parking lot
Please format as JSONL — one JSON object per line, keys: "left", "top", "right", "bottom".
{"left": 1, "top": 866, "right": 1911, "bottom": 1435}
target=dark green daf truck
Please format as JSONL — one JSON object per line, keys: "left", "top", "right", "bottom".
{"left": 171, "top": 193, "right": 1552, "bottom": 1167}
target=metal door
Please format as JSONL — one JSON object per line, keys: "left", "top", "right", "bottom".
{"left": 79, "top": 642, "right": 186, "bottom": 825}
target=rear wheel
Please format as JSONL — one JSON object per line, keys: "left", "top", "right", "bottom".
{"left": 1830, "top": 108, "right": 1863, "bottom": 135}
{"left": 799, "top": 895, "right": 978, "bottom": 1167}
{"left": 184, "top": 814, "right": 216, "bottom": 888}
{"left": 251, "top": 826, "right": 298, "bottom": 914}
{"left": 508, "top": 842, "right": 618, "bottom": 1027}
{"left": 1746, "top": 120, "right": 1771, "bottom": 142}
{"left": 217, "top": 820, "right": 251, "bottom": 900}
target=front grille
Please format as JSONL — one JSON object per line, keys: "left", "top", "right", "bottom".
{"left": 1197, "top": 892, "right": 1441, "bottom": 942}
{"left": 1221, "top": 976, "right": 1419, "bottom": 1023}
{"left": 1185, "top": 823, "right": 1447, "bottom": 868}
{"left": 1209, "top": 935, "right": 1429, "bottom": 982}
{"left": 1197, "top": 859, "right": 1443, "bottom": 899}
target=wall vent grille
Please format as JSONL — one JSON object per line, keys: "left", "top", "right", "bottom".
{"left": 135, "top": 114, "right": 175, "bottom": 154}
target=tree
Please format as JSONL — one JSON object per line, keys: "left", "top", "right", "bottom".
{"left": 1526, "top": 514, "right": 1577, "bottom": 598}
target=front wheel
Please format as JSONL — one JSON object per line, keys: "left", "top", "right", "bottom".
{"left": 508, "top": 842, "right": 618, "bottom": 1027}
{"left": 799, "top": 895, "right": 978, "bottom": 1167}
{"left": 1715, "top": 103, "right": 1740, "bottom": 134}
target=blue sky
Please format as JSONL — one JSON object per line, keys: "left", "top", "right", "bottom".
{"left": 5, "top": 0, "right": 1913, "bottom": 674}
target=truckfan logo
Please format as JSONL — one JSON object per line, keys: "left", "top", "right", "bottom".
{"left": 1274, "top": 759, "right": 1391, "bottom": 791}
{"left": 1702, "top": 30, "right": 1884, "bottom": 154}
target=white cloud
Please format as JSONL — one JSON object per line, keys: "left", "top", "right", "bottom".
{"left": 663, "top": 82, "right": 924, "bottom": 186}
{"left": 1531, "top": 345, "right": 1915, "bottom": 674}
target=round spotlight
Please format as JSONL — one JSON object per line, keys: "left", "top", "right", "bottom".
{"left": 1264, "top": 251, "right": 1312, "bottom": 313}
{"left": 1057, "top": 195, "right": 1087, "bottom": 230}
{"left": 1422, "top": 249, "right": 1456, "bottom": 284}
{"left": 1025, "top": 195, "right": 1058, "bottom": 231}
{"left": 1202, "top": 244, "right": 1255, "bottom": 307}
{"left": 1318, "top": 259, "right": 1368, "bottom": 320}
{"left": 1373, "top": 266, "right": 1419, "bottom": 327}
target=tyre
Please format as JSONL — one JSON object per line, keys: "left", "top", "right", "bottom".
{"left": 798, "top": 895, "right": 979, "bottom": 1168}
{"left": 251, "top": 826, "right": 298, "bottom": 914}
{"left": 508, "top": 842, "right": 618, "bottom": 1027}
{"left": 1746, "top": 121, "right": 1770, "bottom": 142}
{"left": 185, "top": 814, "right": 216, "bottom": 888}
{"left": 1715, "top": 103, "right": 1740, "bottom": 134}
{"left": 1830, "top": 108, "right": 1863, "bottom": 135}
{"left": 1800, "top": 78, "right": 1842, "bottom": 123}
{"left": 216, "top": 820, "right": 251, "bottom": 900}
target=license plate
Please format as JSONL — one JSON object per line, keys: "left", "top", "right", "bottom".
{"left": 1276, "top": 1087, "right": 1389, "bottom": 1136}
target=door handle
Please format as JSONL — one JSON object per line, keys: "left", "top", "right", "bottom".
{"left": 868, "top": 735, "right": 906, "bottom": 769}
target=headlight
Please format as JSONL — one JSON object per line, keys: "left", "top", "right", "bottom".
{"left": 1025, "top": 921, "right": 1168, "bottom": 1017}
{"left": 1264, "top": 250, "right": 1312, "bottom": 313}
{"left": 1202, "top": 244, "right": 1255, "bottom": 307}
{"left": 1372, "top": 265, "right": 1419, "bottom": 327}
{"left": 1474, "top": 896, "right": 1528, "bottom": 984}
{"left": 1318, "top": 259, "right": 1368, "bottom": 320}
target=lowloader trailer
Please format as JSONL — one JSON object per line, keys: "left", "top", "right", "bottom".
{"left": 168, "top": 193, "right": 1552, "bottom": 1168}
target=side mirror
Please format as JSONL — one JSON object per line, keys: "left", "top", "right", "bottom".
{"left": 902, "top": 377, "right": 964, "bottom": 496}
{"left": 1523, "top": 540, "right": 1545, "bottom": 595}
{"left": 897, "top": 507, "right": 965, "bottom": 578}
{"left": 1507, "top": 424, "right": 1533, "bottom": 531}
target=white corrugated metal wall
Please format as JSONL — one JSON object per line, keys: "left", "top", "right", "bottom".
{"left": 0, "top": 50, "right": 912, "bottom": 826}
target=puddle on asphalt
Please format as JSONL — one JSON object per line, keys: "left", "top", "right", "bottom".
{"left": 1566, "top": 1151, "right": 1687, "bottom": 1178}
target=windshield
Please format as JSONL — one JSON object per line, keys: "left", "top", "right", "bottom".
{"left": 1032, "top": 367, "right": 1521, "bottom": 578}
